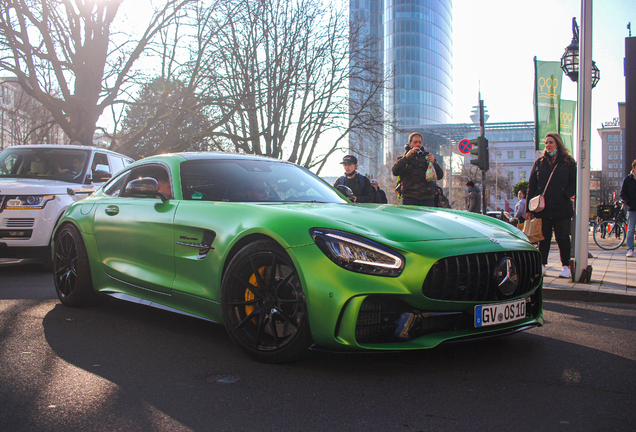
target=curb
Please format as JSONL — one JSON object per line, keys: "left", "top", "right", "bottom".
{"left": 543, "top": 287, "right": 636, "bottom": 304}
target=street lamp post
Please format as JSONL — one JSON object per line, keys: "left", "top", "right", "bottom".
{"left": 560, "top": 2, "right": 597, "bottom": 283}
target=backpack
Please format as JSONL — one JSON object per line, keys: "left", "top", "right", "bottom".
{"left": 339, "top": 174, "right": 365, "bottom": 189}
{"left": 436, "top": 187, "right": 451, "bottom": 208}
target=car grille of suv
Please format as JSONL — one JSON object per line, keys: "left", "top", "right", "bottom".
{"left": 422, "top": 250, "right": 542, "bottom": 302}
{"left": 3, "top": 218, "right": 35, "bottom": 228}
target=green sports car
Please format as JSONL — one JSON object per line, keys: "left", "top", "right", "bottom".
{"left": 52, "top": 153, "right": 543, "bottom": 363}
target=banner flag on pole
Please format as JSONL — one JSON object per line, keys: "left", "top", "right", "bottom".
{"left": 534, "top": 58, "right": 563, "bottom": 151}
{"left": 559, "top": 99, "right": 576, "bottom": 155}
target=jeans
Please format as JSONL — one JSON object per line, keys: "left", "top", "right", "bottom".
{"left": 538, "top": 217, "right": 571, "bottom": 266}
{"left": 627, "top": 210, "right": 636, "bottom": 251}
{"left": 403, "top": 198, "right": 435, "bottom": 207}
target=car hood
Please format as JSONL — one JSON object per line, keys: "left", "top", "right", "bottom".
{"left": 268, "top": 203, "right": 524, "bottom": 243}
{"left": 0, "top": 178, "right": 91, "bottom": 195}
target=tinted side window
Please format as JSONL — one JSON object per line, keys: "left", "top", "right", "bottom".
{"left": 109, "top": 155, "right": 125, "bottom": 174}
{"left": 122, "top": 164, "right": 172, "bottom": 199}
{"left": 92, "top": 153, "right": 110, "bottom": 173}
{"left": 103, "top": 170, "right": 129, "bottom": 197}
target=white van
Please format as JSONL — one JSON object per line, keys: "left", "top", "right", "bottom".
{"left": 0, "top": 145, "right": 134, "bottom": 269}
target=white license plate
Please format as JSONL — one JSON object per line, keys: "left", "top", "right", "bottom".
{"left": 475, "top": 298, "right": 527, "bottom": 327}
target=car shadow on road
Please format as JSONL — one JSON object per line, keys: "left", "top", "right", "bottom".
{"left": 32, "top": 297, "right": 636, "bottom": 431}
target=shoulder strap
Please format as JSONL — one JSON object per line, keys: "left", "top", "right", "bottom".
{"left": 359, "top": 175, "right": 365, "bottom": 188}
{"left": 540, "top": 163, "right": 559, "bottom": 196}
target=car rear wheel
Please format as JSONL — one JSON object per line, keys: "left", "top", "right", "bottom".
{"left": 53, "top": 224, "right": 106, "bottom": 307}
{"left": 221, "top": 240, "right": 312, "bottom": 363}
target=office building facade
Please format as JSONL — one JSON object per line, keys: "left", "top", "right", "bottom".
{"left": 597, "top": 123, "right": 624, "bottom": 203}
{"left": 349, "top": 0, "right": 453, "bottom": 176}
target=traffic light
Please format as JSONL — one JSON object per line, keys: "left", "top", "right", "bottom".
{"left": 469, "top": 136, "right": 489, "bottom": 171}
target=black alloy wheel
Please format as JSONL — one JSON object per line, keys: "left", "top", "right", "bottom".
{"left": 53, "top": 224, "right": 104, "bottom": 307}
{"left": 221, "top": 240, "right": 311, "bottom": 363}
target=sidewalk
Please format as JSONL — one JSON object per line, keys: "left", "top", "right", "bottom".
{"left": 543, "top": 241, "right": 636, "bottom": 303}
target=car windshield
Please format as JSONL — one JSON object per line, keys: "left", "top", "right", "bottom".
{"left": 0, "top": 147, "right": 91, "bottom": 184}
{"left": 180, "top": 159, "right": 346, "bottom": 203}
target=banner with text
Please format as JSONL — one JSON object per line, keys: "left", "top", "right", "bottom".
{"left": 559, "top": 99, "right": 576, "bottom": 155}
{"left": 534, "top": 59, "right": 563, "bottom": 151}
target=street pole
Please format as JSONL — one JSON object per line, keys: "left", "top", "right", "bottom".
{"left": 574, "top": 0, "right": 593, "bottom": 282}
{"left": 479, "top": 99, "right": 486, "bottom": 214}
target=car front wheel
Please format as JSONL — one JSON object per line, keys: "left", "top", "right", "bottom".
{"left": 221, "top": 240, "right": 312, "bottom": 363}
{"left": 53, "top": 224, "right": 105, "bottom": 307}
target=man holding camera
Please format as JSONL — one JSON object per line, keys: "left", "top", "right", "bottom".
{"left": 392, "top": 132, "right": 443, "bottom": 206}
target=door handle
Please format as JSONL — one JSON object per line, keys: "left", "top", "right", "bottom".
{"left": 105, "top": 205, "right": 119, "bottom": 216}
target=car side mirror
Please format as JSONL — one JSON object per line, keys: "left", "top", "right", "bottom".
{"left": 336, "top": 184, "right": 354, "bottom": 199}
{"left": 92, "top": 164, "right": 112, "bottom": 183}
{"left": 125, "top": 177, "right": 168, "bottom": 200}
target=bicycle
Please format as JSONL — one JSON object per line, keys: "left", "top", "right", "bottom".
{"left": 593, "top": 219, "right": 626, "bottom": 250}
{"left": 592, "top": 202, "right": 632, "bottom": 250}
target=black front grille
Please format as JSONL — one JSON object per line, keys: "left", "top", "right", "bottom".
{"left": 354, "top": 291, "right": 542, "bottom": 344}
{"left": 422, "top": 250, "right": 542, "bottom": 302}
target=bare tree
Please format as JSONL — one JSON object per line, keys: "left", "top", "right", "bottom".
{"left": 0, "top": 0, "right": 194, "bottom": 147}
{"left": 111, "top": 1, "right": 239, "bottom": 157}
{"left": 200, "top": 0, "right": 387, "bottom": 174}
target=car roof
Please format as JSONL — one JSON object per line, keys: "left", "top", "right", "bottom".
{"left": 175, "top": 151, "right": 295, "bottom": 164}
{"left": 2, "top": 144, "right": 129, "bottom": 157}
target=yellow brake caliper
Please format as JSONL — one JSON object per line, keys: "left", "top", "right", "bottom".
{"left": 245, "top": 266, "right": 268, "bottom": 322}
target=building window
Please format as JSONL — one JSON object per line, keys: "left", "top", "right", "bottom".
{"left": 519, "top": 171, "right": 526, "bottom": 181}
{"left": 520, "top": 150, "right": 526, "bottom": 159}
{"left": 508, "top": 172, "right": 514, "bottom": 182}
{"left": 608, "top": 135, "right": 613, "bottom": 142}
{"left": 507, "top": 151, "right": 514, "bottom": 159}
{"left": 615, "top": 135, "right": 620, "bottom": 142}
{"left": 495, "top": 151, "right": 502, "bottom": 159}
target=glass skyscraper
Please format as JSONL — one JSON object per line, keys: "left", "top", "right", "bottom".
{"left": 349, "top": 0, "right": 453, "bottom": 175}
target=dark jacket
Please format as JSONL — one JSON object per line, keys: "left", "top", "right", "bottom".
{"left": 620, "top": 170, "right": 636, "bottom": 211}
{"left": 527, "top": 153, "right": 576, "bottom": 219}
{"left": 391, "top": 147, "right": 443, "bottom": 200}
{"left": 373, "top": 187, "right": 388, "bottom": 204}
{"left": 333, "top": 172, "right": 375, "bottom": 203}
{"left": 467, "top": 186, "right": 481, "bottom": 213}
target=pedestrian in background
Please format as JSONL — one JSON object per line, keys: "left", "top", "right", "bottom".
{"left": 465, "top": 181, "right": 481, "bottom": 213}
{"left": 528, "top": 132, "right": 576, "bottom": 278}
{"left": 435, "top": 184, "right": 451, "bottom": 208}
{"left": 620, "top": 159, "right": 636, "bottom": 258}
{"left": 515, "top": 189, "right": 528, "bottom": 223}
{"left": 333, "top": 154, "right": 374, "bottom": 203}
{"left": 391, "top": 132, "right": 443, "bottom": 206}
{"left": 371, "top": 179, "right": 388, "bottom": 204}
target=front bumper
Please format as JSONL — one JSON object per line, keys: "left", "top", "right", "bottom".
{"left": 291, "top": 236, "right": 543, "bottom": 351}
{"left": 0, "top": 199, "right": 67, "bottom": 253}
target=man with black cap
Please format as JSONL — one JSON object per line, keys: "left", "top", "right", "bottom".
{"left": 333, "top": 154, "right": 374, "bottom": 203}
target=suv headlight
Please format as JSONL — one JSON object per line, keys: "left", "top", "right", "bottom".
{"left": 310, "top": 228, "right": 405, "bottom": 277}
{"left": 5, "top": 195, "right": 55, "bottom": 209}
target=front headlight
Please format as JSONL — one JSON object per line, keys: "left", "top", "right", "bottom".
{"left": 310, "top": 228, "right": 405, "bottom": 277}
{"left": 5, "top": 195, "right": 55, "bottom": 209}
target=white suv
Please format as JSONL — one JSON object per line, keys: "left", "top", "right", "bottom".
{"left": 0, "top": 145, "right": 134, "bottom": 269}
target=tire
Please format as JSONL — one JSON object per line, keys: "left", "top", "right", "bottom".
{"left": 221, "top": 240, "right": 312, "bottom": 363}
{"left": 593, "top": 220, "right": 626, "bottom": 250}
{"left": 53, "top": 224, "right": 106, "bottom": 307}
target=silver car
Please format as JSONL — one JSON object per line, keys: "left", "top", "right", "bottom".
{"left": 0, "top": 145, "right": 133, "bottom": 269}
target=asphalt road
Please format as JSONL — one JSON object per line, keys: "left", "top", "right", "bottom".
{"left": 1, "top": 259, "right": 635, "bottom": 432}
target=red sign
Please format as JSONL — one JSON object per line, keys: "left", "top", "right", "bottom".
{"left": 458, "top": 138, "right": 472, "bottom": 154}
